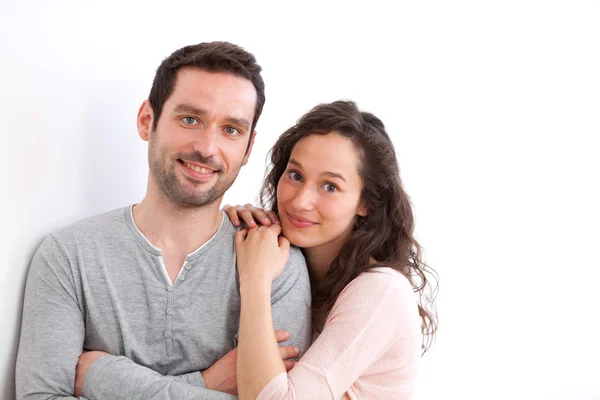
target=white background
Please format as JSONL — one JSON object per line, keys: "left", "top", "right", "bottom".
{"left": 1, "top": 1, "right": 599, "bottom": 399}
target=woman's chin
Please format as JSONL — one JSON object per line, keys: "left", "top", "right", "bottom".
{"left": 282, "top": 228, "right": 319, "bottom": 249}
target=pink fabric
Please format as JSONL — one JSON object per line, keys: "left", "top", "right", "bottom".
{"left": 257, "top": 267, "right": 422, "bottom": 400}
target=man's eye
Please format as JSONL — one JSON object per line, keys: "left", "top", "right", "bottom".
{"left": 323, "top": 183, "right": 338, "bottom": 193}
{"left": 182, "top": 117, "right": 198, "bottom": 125}
{"left": 225, "top": 127, "right": 240, "bottom": 136}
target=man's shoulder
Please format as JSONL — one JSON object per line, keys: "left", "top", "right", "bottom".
{"left": 276, "top": 245, "right": 308, "bottom": 283}
{"left": 287, "top": 245, "right": 306, "bottom": 266}
{"left": 50, "top": 206, "right": 130, "bottom": 245}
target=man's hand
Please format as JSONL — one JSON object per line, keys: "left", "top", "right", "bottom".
{"left": 201, "top": 330, "right": 299, "bottom": 395}
{"left": 75, "top": 351, "right": 109, "bottom": 396}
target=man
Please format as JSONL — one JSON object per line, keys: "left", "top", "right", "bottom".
{"left": 15, "top": 42, "right": 311, "bottom": 399}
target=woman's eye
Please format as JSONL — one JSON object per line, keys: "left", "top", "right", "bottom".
{"left": 182, "top": 116, "right": 198, "bottom": 125}
{"left": 323, "top": 183, "right": 338, "bottom": 193}
{"left": 224, "top": 127, "right": 240, "bottom": 136}
{"left": 288, "top": 171, "right": 302, "bottom": 181}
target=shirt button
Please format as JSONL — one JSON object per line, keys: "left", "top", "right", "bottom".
{"left": 166, "top": 309, "right": 173, "bottom": 315}
{"left": 178, "top": 275, "right": 185, "bottom": 281}
{"left": 184, "top": 264, "right": 191, "bottom": 270}
{"left": 167, "top": 286, "right": 173, "bottom": 292}
{"left": 164, "top": 331, "right": 171, "bottom": 338}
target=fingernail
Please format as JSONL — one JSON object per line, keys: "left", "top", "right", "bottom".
{"left": 294, "top": 346, "right": 300, "bottom": 353}
{"left": 250, "top": 220, "right": 256, "bottom": 226}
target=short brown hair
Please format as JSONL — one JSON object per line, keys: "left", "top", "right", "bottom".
{"left": 148, "top": 41, "right": 265, "bottom": 134}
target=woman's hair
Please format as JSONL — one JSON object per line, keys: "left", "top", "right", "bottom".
{"left": 260, "top": 100, "right": 438, "bottom": 353}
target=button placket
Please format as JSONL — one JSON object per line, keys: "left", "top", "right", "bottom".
{"left": 165, "top": 286, "right": 174, "bottom": 355}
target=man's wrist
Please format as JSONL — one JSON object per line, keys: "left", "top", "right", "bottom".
{"left": 201, "top": 368, "right": 214, "bottom": 390}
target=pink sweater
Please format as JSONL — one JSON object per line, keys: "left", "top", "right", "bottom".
{"left": 257, "top": 267, "right": 422, "bottom": 400}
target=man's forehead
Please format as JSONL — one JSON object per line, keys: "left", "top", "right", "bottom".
{"left": 169, "top": 68, "right": 257, "bottom": 119}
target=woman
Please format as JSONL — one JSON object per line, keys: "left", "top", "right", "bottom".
{"left": 228, "top": 101, "right": 438, "bottom": 399}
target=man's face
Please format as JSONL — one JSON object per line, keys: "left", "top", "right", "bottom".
{"left": 140, "top": 67, "right": 257, "bottom": 208}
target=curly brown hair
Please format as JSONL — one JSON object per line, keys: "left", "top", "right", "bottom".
{"left": 260, "top": 101, "right": 438, "bottom": 353}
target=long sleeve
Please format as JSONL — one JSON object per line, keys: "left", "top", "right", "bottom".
{"left": 16, "top": 235, "right": 86, "bottom": 399}
{"left": 268, "top": 247, "right": 312, "bottom": 355}
{"left": 257, "top": 268, "right": 422, "bottom": 400}
{"left": 83, "top": 355, "right": 235, "bottom": 400}
{"left": 15, "top": 236, "right": 234, "bottom": 400}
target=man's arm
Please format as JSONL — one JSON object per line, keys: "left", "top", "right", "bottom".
{"left": 15, "top": 235, "right": 234, "bottom": 400}
{"left": 82, "top": 355, "right": 235, "bottom": 400}
{"left": 267, "top": 246, "right": 312, "bottom": 355}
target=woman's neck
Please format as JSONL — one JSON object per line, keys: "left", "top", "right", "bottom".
{"left": 303, "top": 225, "right": 355, "bottom": 285}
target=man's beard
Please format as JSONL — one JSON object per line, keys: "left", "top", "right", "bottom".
{"left": 148, "top": 136, "right": 241, "bottom": 208}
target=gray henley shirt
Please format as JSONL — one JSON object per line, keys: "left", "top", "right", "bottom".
{"left": 15, "top": 205, "right": 311, "bottom": 399}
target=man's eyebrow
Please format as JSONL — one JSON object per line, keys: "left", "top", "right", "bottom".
{"left": 288, "top": 159, "right": 347, "bottom": 182}
{"left": 173, "top": 103, "right": 207, "bottom": 115}
{"left": 225, "top": 117, "right": 251, "bottom": 132}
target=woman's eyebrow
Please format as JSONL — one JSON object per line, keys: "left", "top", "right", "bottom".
{"left": 289, "top": 159, "right": 346, "bottom": 182}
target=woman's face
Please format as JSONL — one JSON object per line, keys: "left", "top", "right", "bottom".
{"left": 276, "top": 132, "right": 367, "bottom": 252}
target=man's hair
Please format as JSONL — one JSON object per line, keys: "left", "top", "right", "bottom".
{"left": 148, "top": 41, "right": 265, "bottom": 134}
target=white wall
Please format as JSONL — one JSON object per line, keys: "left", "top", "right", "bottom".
{"left": 1, "top": 1, "right": 599, "bottom": 399}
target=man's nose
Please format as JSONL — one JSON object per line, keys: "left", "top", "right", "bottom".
{"left": 192, "top": 125, "right": 218, "bottom": 156}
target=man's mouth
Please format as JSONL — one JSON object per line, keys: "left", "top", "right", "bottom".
{"left": 180, "top": 160, "right": 217, "bottom": 174}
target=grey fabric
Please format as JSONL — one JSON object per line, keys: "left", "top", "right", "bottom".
{"left": 16, "top": 205, "right": 311, "bottom": 399}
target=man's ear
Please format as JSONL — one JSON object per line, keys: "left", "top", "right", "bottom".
{"left": 242, "top": 130, "right": 257, "bottom": 166}
{"left": 137, "top": 100, "right": 154, "bottom": 141}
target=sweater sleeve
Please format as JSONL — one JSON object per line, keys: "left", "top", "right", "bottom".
{"left": 83, "top": 355, "right": 236, "bottom": 400}
{"left": 16, "top": 235, "right": 86, "bottom": 399}
{"left": 257, "top": 269, "right": 421, "bottom": 400}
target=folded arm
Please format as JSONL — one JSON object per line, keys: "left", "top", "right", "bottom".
{"left": 16, "top": 235, "right": 235, "bottom": 400}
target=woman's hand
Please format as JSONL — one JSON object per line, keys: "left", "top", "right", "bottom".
{"left": 223, "top": 204, "right": 279, "bottom": 228}
{"left": 235, "top": 224, "right": 290, "bottom": 284}
{"left": 201, "top": 330, "right": 298, "bottom": 395}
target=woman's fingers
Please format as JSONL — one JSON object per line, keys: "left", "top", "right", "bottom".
{"left": 224, "top": 204, "right": 279, "bottom": 227}
{"left": 283, "top": 360, "right": 297, "bottom": 371}
{"left": 278, "top": 236, "right": 290, "bottom": 253}
{"left": 279, "top": 345, "right": 300, "bottom": 360}
{"left": 222, "top": 204, "right": 239, "bottom": 226}
{"left": 237, "top": 207, "right": 257, "bottom": 228}
{"left": 242, "top": 204, "right": 273, "bottom": 226}
{"left": 266, "top": 210, "right": 279, "bottom": 224}
{"left": 267, "top": 223, "right": 282, "bottom": 236}
{"left": 274, "top": 330, "right": 290, "bottom": 342}
{"left": 234, "top": 229, "right": 248, "bottom": 247}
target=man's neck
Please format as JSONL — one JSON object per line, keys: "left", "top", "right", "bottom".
{"left": 132, "top": 191, "right": 223, "bottom": 256}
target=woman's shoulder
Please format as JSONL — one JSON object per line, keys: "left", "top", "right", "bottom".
{"left": 326, "top": 266, "right": 421, "bottom": 337}
{"left": 342, "top": 267, "right": 414, "bottom": 300}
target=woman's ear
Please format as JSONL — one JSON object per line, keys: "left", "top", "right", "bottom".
{"left": 357, "top": 202, "right": 368, "bottom": 217}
